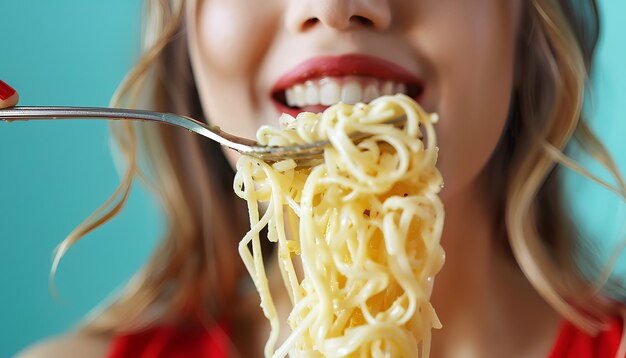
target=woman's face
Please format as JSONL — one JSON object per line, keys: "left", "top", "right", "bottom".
{"left": 187, "top": 0, "right": 523, "bottom": 199}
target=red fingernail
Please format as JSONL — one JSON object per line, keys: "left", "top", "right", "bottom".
{"left": 0, "top": 80, "right": 16, "bottom": 100}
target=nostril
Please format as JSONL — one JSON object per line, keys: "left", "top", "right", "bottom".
{"left": 350, "top": 15, "right": 374, "bottom": 27}
{"left": 302, "top": 18, "right": 319, "bottom": 31}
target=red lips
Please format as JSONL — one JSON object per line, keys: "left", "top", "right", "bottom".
{"left": 271, "top": 54, "right": 424, "bottom": 117}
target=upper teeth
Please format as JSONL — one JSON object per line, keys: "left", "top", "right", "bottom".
{"left": 284, "top": 77, "right": 408, "bottom": 107}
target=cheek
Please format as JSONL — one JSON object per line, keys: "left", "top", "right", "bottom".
{"left": 437, "top": 60, "right": 513, "bottom": 200}
{"left": 198, "top": 2, "right": 261, "bottom": 76}
{"left": 422, "top": 2, "right": 519, "bottom": 199}
{"left": 192, "top": 1, "right": 278, "bottom": 135}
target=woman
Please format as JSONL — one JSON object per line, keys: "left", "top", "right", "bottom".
{"left": 10, "top": 0, "right": 626, "bottom": 356}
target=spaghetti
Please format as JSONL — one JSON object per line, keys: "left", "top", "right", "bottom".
{"left": 234, "top": 94, "right": 445, "bottom": 357}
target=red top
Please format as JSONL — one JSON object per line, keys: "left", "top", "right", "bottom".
{"left": 106, "top": 320, "right": 230, "bottom": 358}
{"left": 548, "top": 318, "right": 623, "bottom": 358}
{"left": 106, "top": 318, "right": 623, "bottom": 358}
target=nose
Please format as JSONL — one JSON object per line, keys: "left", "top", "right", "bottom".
{"left": 286, "top": 0, "right": 392, "bottom": 32}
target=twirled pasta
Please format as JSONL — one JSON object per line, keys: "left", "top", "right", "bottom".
{"left": 234, "top": 94, "right": 445, "bottom": 357}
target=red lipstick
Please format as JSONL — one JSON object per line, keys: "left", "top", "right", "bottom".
{"left": 271, "top": 54, "right": 423, "bottom": 117}
{"left": 273, "top": 54, "right": 422, "bottom": 92}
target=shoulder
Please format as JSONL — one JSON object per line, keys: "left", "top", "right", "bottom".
{"left": 15, "top": 332, "right": 112, "bottom": 358}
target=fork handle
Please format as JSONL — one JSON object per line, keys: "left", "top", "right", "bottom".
{"left": 0, "top": 106, "right": 165, "bottom": 121}
{"left": 0, "top": 106, "right": 258, "bottom": 152}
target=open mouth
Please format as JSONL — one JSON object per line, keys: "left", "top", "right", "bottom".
{"left": 271, "top": 54, "right": 424, "bottom": 117}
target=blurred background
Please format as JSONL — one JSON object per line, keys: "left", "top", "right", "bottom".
{"left": 1, "top": 1, "right": 159, "bottom": 356}
{"left": 0, "top": 1, "right": 625, "bottom": 357}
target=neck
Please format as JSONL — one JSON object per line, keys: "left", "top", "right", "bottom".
{"left": 429, "top": 178, "right": 561, "bottom": 358}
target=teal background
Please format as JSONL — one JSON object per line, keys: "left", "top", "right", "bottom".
{"left": 564, "top": 0, "right": 626, "bottom": 286}
{"left": 0, "top": 1, "right": 625, "bottom": 357}
{"left": 0, "top": 1, "right": 159, "bottom": 357}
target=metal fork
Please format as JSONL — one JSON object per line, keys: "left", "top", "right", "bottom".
{"left": 0, "top": 106, "right": 405, "bottom": 166}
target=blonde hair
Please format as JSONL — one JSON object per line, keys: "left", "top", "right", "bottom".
{"left": 66, "top": 0, "right": 248, "bottom": 332}
{"left": 54, "top": 0, "right": 625, "bottom": 336}
{"left": 501, "top": 0, "right": 625, "bottom": 333}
